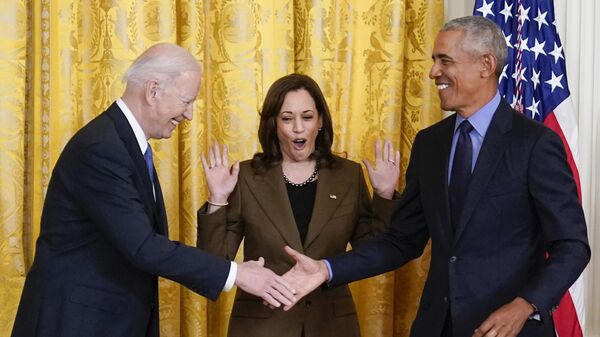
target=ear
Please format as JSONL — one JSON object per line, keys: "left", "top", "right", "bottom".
{"left": 480, "top": 53, "right": 498, "bottom": 78}
{"left": 145, "top": 80, "right": 159, "bottom": 104}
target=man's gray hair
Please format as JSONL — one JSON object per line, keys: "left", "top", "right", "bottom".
{"left": 441, "top": 16, "right": 507, "bottom": 77}
{"left": 123, "top": 43, "right": 201, "bottom": 88}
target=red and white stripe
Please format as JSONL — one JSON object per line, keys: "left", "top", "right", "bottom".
{"left": 546, "top": 97, "right": 585, "bottom": 337}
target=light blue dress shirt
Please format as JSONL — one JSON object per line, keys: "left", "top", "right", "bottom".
{"left": 324, "top": 92, "right": 502, "bottom": 283}
{"left": 447, "top": 91, "right": 500, "bottom": 184}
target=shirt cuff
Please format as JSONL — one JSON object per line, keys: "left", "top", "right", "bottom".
{"left": 323, "top": 259, "right": 333, "bottom": 283}
{"left": 528, "top": 302, "right": 542, "bottom": 321}
{"left": 223, "top": 261, "right": 237, "bottom": 292}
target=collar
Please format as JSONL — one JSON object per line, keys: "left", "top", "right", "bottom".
{"left": 454, "top": 91, "right": 501, "bottom": 138}
{"left": 116, "top": 98, "right": 148, "bottom": 154}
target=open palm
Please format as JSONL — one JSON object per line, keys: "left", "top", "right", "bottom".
{"left": 201, "top": 142, "right": 240, "bottom": 203}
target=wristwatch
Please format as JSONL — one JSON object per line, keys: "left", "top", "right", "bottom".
{"left": 528, "top": 302, "right": 541, "bottom": 322}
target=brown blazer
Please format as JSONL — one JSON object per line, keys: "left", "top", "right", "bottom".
{"left": 197, "top": 156, "right": 398, "bottom": 337}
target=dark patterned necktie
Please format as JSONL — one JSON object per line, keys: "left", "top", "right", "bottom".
{"left": 449, "top": 120, "right": 473, "bottom": 232}
{"left": 144, "top": 143, "right": 155, "bottom": 183}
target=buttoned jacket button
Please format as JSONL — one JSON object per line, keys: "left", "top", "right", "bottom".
{"left": 449, "top": 256, "right": 457, "bottom": 263}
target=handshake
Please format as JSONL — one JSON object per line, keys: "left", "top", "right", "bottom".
{"left": 233, "top": 246, "right": 327, "bottom": 310}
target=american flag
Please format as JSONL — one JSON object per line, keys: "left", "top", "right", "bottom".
{"left": 473, "top": 0, "right": 585, "bottom": 336}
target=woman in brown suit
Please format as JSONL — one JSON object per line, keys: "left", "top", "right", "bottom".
{"left": 197, "top": 73, "right": 400, "bottom": 337}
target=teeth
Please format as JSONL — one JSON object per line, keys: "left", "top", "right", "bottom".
{"left": 171, "top": 119, "right": 179, "bottom": 125}
{"left": 437, "top": 84, "right": 449, "bottom": 90}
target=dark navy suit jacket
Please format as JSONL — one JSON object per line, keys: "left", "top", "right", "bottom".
{"left": 328, "top": 99, "right": 590, "bottom": 337}
{"left": 11, "top": 103, "right": 230, "bottom": 337}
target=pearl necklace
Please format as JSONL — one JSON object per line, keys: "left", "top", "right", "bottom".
{"left": 283, "top": 162, "right": 319, "bottom": 187}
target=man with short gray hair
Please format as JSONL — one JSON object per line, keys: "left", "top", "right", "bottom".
{"left": 281, "top": 16, "right": 589, "bottom": 337}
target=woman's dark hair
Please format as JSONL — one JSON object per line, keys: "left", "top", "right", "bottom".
{"left": 252, "top": 73, "right": 336, "bottom": 173}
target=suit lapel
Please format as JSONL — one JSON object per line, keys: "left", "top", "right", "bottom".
{"left": 244, "top": 165, "right": 304, "bottom": 252}
{"left": 431, "top": 117, "right": 456, "bottom": 246}
{"left": 106, "top": 103, "right": 162, "bottom": 231}
{"left": 303, "top": 165, "right": 352, "bottom": 249}
{"left": 453, "top": 100, "right": 513, "bottom": 243}
{"left": 153, "top": 176, "right": 169, "bottom": 235}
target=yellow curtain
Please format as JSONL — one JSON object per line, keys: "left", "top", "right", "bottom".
{"left": 0, "top": 1, "right": 443, "bottom": 336}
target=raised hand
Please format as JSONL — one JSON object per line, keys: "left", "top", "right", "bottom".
{"left": 472, "top": 297, "right": 534, "bottom": 337}
{"left": 201, "top": 142, "right": 240, "bottom": 208}
{"left": 362, "top": 139, "right": 401, "bottom": 199}
{"left": 281, "top": 246, "right": 330, "bottom": 311}
{"left": 235, "top": 257, "right": 297, "bottom": 308}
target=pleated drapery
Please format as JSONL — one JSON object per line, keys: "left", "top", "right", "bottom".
{"left": 0, "top": 1, "right": 444, "bottom": 336}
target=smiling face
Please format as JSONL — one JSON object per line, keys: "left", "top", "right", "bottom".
{"left": 276, "top": 89, "right": 323, "bottom": 163}
{"left": 429, "top": 30, "right": 490, "bottom": 118}
{"left": 143, "top": 70, "right": 201, "bottom": 139}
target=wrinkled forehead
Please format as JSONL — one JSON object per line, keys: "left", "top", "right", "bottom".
{"left": 171, "top": 71, "right": 201, "bottom": 96}
{"left": 432, "top": 29, "right": 478, "bottom": 59}
{"left": 434, "top": 29, "right": 465, "bottom": 48}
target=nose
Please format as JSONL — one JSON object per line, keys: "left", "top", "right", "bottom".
{"left": 183, "top": 104, "right": 193, "bottom": 121}
{"left": 429, "top": 61, "right": 440, "bottom": 79}
{"left": 292, "top": 117, "right": 304, "bottom": 133}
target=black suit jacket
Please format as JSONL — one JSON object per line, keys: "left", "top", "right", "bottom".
{"left": 328, "top": 99, "right": 590, "bottom": 337}
{"left": 11, "top": 103, "right": 230, "bottom": 337}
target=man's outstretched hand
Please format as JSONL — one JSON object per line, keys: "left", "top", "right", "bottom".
{"left": 280, "top": 246, "right": 330, "bottom": 311}
{"left": 235, "top": 257, "right": 297, "bottom": 308}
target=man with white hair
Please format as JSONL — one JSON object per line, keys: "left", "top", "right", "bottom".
{"left": 11, "top": 43, "right": 296, "bottom": 337}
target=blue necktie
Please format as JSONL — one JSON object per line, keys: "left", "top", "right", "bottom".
{"left": 144, "top": 144, "right": 155, "bottom": 183}
{"left": 449, "top": 120, "right": 473, "bottom": 232}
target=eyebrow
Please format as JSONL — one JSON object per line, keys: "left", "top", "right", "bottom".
{"left": 179, "top": 93, "right": 196, "bottom": 102}
{"left": 280, "top": 109, "right": 314, "bottom": 114}
{"left": 432, "top": 53, "right": 452, "bottom": 60}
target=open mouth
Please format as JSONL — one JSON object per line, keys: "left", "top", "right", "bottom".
{"left": 292, "top": 138, "right": 307, "bottom": 150}
{"left": 170, "top": 119, "right": 180, "bottom": 126}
